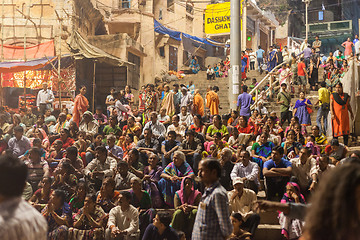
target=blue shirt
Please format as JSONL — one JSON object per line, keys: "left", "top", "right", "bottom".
{"left": 256, "top": 49, "right": 265, "bottom": 58}
{"left": 142, "top": 224, "right": 179, "bottom": 240}
{"left": 263, "top": 158, "right": 292, "bottom": 170}
{"left": 161, "top": 140, "right": 180, "bottom": 152}
{"left": 192, "top": 181, "right": 233, "bottom": 240}
{"left": 237, "top": 92, "right": 254, "bottom": 117}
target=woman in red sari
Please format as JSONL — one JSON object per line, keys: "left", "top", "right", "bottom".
{"left": 73, "top": 86, "right": 89, "bottom": 126}
{"left": 330, "top": 82, "right": 354, "bottom": 146}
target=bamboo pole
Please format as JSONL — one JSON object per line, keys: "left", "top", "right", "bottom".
{"left": 92, "top": 60, "right": 96, "bottom": 113}
{"left": 23, "top": 3, "right": 30, "bottom": 109}
{"left": 55, "top": 10, "right": 62, "bottom": 111}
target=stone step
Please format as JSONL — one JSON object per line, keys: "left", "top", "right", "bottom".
{"left": 259, "top": 211, "right": 279, "bottom": 225}
{"left": 254, "top": 224, "right": 283, "bottom": 240}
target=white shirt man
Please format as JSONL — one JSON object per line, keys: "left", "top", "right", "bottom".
{"left": 108, "top": 191, "right": 139, "bottom": 240}
{"left": 230, "top": 150, "right": 260, "bottom": 193}
{"left": 355, "top": 40, "right": 360, "bottom": 56}
{"left": 290, "top": 148, "right": 318, "bottom": 192}
{"left": 227, "top": 177, "right": 260, "bottom": 236}
{"left": 84, "top": 147, "right": 117, "bottom": 180}
{"left": 36, "top": 83, "right": 54, "bottom": 114}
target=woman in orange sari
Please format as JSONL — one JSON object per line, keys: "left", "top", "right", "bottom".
{"left": 73, "top": 86, "right": 89, "bottom": 126}
{"left": 330, "top": 82, "right": 354, "bottom": 146}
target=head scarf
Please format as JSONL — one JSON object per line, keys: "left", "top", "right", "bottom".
{"left": 176, "top": 176, "right": 201, "bottom": 206}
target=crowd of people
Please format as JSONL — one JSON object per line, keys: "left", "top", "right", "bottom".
{"left": 1, "top": 35, "right": 360, "bottom": 240}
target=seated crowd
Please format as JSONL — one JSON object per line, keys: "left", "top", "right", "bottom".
{"left": 0, "top": 81, "right": 353, "bottom": 240}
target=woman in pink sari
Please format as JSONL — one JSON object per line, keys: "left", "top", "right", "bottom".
{"left": 342, "top": 38, "right": 354, "bottom": 58}
{"left": 171, "top": 176, "right": 201, "bottom": 238}
{"left": 73, "top": 86, "right": 89, "bottom": 126}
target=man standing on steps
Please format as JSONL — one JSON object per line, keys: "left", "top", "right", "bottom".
{"left": 256, "top": 46, "right": 265, "bottom": 73}
{"left": 206, "top": 86, "right": 219, "bottom": 116}
{"left": 237, "top": 85, "right": 254, "bottom": 120}
{"left": 297, "top": 57, "right": 308, "bottom": 94}
{"left": 277, "top": 83, "right": 292, "bottom": 127}
{"left": 192, "top": 158, "right": 233, "bottom": 240}
{"left": 315, "top": 81, "right": 330, "bottom": 134}
{"left": 193, "top": 89, "right": 204, "bottom": 116}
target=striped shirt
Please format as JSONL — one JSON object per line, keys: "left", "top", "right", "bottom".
{"left": 192, "top": 181, "right": 233, "bottom": 240}
{"left": 0, "top": 197, "right": 48, "bottom": 240}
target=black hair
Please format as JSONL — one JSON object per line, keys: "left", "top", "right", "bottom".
{"left": 214, "top": 132, "right": 222, "bottom": 138}
{"left": 201, "top": 158, "right": 222, "bottom": 178}
{"left": 213, "top": 114, "right": 222, "bottom": 121}
{"left": 330, "top": 138, "right": 340, "bottom": 146}
{"left": 66, "top": 146, "right": 78, "bottom": 156}
{"left": 29, "top": 147, "right": 41, "bottom": 156}
{"left": 144, "top": 128, "right": 153, "bottom": 135}
{"left": 119, "top": 190, "right": 132, "bottom": 201}
{"left": 231, "top": 212, "right": 244, "bottom": 223}
{"left": 95, "top": 145, "right": 107, "bottom": 154}
{"left": 86, "top": 193, "right": 97, "bottom": 203}
{"left": 14, "top": 125, "right": 24, "bottom": 133}
{"left": 32, "top": 138, "right": 42, "bottom": 145}
{"left": 157, "top": 211, "right": 173, "bottom": 226}
{"left": 127, "top": 133, "right": 134, "bottom": 142}
{"left": 0, "top": 154, "right": 27, "bottom": 197}
{"left": 242, "top": 85, "right": 248, "bottom": 92}
{"left": 94, "top": 133, "right": 103, "bottom": 139}
{"left": 272, "top": 146, "right": 284, "bottom": 155}
{"left": 168, "top": 130, "right": 176, "bottom": 137}
{"left": 118, "top": 160, "right": 128, "bottom": 167}
{"left": 54, "top": 189, "right": 66, "bottom": 203}
{"left": 129, "top": 148, "right": 139, "bottom": 158}
{"left": 186, "top": 129, "right": 196, "bottom": 136}
{"left": 172, "top": 115, "right": 180, "bottom": 121}
{"left": 308, "top": 135, "right": 316, "bottom": 142}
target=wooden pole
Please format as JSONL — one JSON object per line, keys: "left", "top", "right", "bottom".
{"left": 0, "top": 0, "right": 4, "bottom": 106}
{"left": 23, "top": 3, "right": 30, "bottom": 109}
{"left": 92, "top": 60, "right": 96, "bottom": 113}
{"left": 55, "top": 10, "right": 62, "bottom": 112}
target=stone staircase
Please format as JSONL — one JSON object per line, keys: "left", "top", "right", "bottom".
{"left": 179, "top": 70, "right": 264, "bottom": 115}
{"left": 180, "top": 70, "right": 318, "bottom": 240}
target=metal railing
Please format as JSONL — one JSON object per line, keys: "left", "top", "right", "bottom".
{"left": 249, "top": 62, "right": 286, "bottom": 109}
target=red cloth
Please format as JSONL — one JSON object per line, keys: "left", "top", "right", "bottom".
{"left": 72, "top": 94, "right": 89, "bottom": 126}
{"left": 1, "top": 40, "right": 54, "bottom": 60}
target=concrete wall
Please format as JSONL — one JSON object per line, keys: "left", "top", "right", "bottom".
{"left": 0, "top": 0, "right": 74, "bottom": 58}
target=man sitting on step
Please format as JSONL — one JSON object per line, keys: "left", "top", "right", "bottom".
{"left": 263, "top": 146, "right": 292, "bottom": 201}
{"left": 228, "top": 177, "right": 260, "bottom": 239}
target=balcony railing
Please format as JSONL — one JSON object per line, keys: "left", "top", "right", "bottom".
{"left": 302, "top": 20, "right": 352, "bottom": 33}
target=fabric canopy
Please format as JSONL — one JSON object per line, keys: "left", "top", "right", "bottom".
{"left": 154, "top": 19, "right": 182, "bottom": 41}
{"left": 69, "top": 31, "right": 133, "bottom": 66}
{"left": 0, "top": 57, "right": 56, "bottom": 73}
{"left": 154, "top": 20, "right": 227, "bottom": 47}
{"left": 0, "top": 40, "right": 55, "bottom": 60}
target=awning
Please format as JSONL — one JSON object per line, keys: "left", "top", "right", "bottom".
{"left": 0, "top": 56, "right": 56, "bottom": 73}
{"left": 69, "top": 31, "right": 134, "bottom": 66}
{"left": 154, "top": 19, "right": 182, "bottom": 41}
{"left": 154, "top": 19, "right": 227, "bottom": 47}
{"left": 0, "top": 40, "right": 55, "bottom": 60}
{"left": 182, "top": 33, "right": 227, "bottom": 47}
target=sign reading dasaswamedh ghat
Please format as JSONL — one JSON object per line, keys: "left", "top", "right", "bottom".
{"left": 204, "top": 2, "right": 231, "bottom": 34}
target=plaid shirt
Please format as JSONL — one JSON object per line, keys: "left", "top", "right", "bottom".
{"left": 192, "top": 181, "right": 233, "bottom": 240}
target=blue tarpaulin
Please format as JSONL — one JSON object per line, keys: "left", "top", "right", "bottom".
{"left": 154, "top": 19, "right": 182, "bottom": 41}
{"left": 154, "top": 19, "right": 227, "bottom": 47}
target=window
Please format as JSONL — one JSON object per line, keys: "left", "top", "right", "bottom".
{"left": 167, "top": 0, "right": 174, "bottom": 11}
{"left": 159, "top": 47, "right": 165, "bottom": 57}
{"left": 186, "top": 3, "right": 194, "bottom": 15}
{"left": 167, "top": 0, "right": 174, "bottom": 8}
{"left": 120, "top": 0, "right": 131, "bottom": 9}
